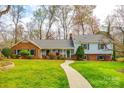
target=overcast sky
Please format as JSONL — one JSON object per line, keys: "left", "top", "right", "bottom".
{"left": 21, "top": 5, "right": 117, "bottom": 25}
{"left": 94, "top": 5, "right": 117, "bottom": 24}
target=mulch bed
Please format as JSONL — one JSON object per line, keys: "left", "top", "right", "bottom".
{"left": 0, "top": 62, "right": 15, "bottom": 71}
{"left": 0, "top": 62, "right": 13, "bottom": 67}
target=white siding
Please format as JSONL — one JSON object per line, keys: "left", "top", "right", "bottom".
{"left": 85, "top": 43, "right": 113, "bottom": 54}
{"left": 74, "top": 40, "right": 113, "bottom": 54}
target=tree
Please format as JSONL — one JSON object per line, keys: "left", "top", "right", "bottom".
{"left": 113, "top": 6, "right": 124, "bottom": 47}
{"left": 112, "top": 45, "right": 116, "bottom": 61}
{"left": 76, "top": 46, "right": 84, "bottom": 60}
{"left": 10, "top": 5, "right": 25, "bottom": 43}
{"left": 33, "top": 6, "right": 47, "bottom": 39}
{"left": 0, "top": 5, "right": 11, "bottom": 17}
{"left": 57, "top": 6, "right": 75, "bottom": 39}
{"left": 73, "top": 5, "right": 96, "bottom": 35}
{"left": 99, "top": 13, "right": 124, "bottom": 59}
{"left": 16, "top": 24, "right": 25, "bottom": 40}
{"left": 89, "top": 16, "right": 100, "bottom": 34}
{"left": 46, "top": 6, "right": 59, "bottom": 39}
{"left": 1, "top": 48, "right": 12, "bottom": 58}
{"left": 26, "top": 22, "right": 35, "bottom": 40}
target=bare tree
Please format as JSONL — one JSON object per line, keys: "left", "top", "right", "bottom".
{"left": 101, "top": 12, "right": 124, "bottom": 59}
{"left": 73, "top": 5, "right": 96, "bottom": 35}
{"left": 33, "top": 6, "right": 47, "bottom": 39}
{"left": 45, "top": 6, "right": 59, "bottom": 39}
{"left": 26, "top": 22, "right": 35, "bottom": 40}
{"left": 56, "top": 5, "right": 75, "bottom": 39}
{"left": 89, "top": 16, "right": 100, "bottom": 34}
{"left": 0, "top": 5, "right": 11, "bottom": 17}
{"left": 10, "top": 5, "right": 25, "bottom": 43}
{"left": 0, "top": 22, "right": 8, "bottom": 42}
{"left": 113, "top": 5, "right": 124, "bottom": 46}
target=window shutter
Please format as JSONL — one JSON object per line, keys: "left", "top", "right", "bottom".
{"left": 88, "top": 44, "right": 89, "bottom": 50}
{"left": 98, "top": 44, "right": 100, "bottom": 50}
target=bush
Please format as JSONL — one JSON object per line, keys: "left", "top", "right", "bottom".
{"left": 67, "top": 50, "right": 70, "bottom": 58}
{"left": 116, "top": 57, "right": 124, "bottom": 62}
{"left": 19, "top": 50, "right": 30, "bottom": 56}
{"left": 1, "top": 48, "right": 12, "bottom": 58}
{"left": 11, "top": 54, "right": 17, "bottom": 59}
{"left": 76, "top": 46, "right": 84, "bottom": 60}
{"left": 11, "top": 54, "right": 20, "bottom": 59}
{"left": 48, "top": 52, "right": 57, "bottom": 59}
{"left": 57, "top": 55, "right": 65, "bottom": 60}
{"left": 27, "top": 55, "right": 33, "bottom": 59}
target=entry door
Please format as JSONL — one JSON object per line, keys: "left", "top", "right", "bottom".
{"left": 46, "top": 50, "right": 50, "bottom": 55}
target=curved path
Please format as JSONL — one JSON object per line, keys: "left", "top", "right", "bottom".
{"left": 61, "top": 60, "right": 92, "bottom": 88}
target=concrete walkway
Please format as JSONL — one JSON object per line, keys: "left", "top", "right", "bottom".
{"left": 61, "top": 60, "right": 92, "bottom": 88}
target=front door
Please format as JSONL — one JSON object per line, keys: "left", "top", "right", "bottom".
{"left": 46, "top": 50, "right": 50, "bottom": 55}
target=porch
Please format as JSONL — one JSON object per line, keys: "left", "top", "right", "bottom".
{"left": 41, "top": 49, "right": 74, "bottom": 58}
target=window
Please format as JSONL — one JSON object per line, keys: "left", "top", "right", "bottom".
{"left": 98, "top": 44, "right": 105, "bottom": 49}
{"left": 30, "top": 49, "right": 35, "bottom": 55}
{"left": 17, "top": 50, "right": 20, "bottom": 55}
{"left": 81, "top": 44, "right": 89, "bottom": 50}
{"left": 97, "top": 55, "right": 105, "bottom": 60}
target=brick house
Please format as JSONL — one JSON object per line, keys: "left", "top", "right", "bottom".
{"left": 11, "top": 40, "right": 74, "bottom": 59}
{"left": 11, "top": 34, "right": 113, "bottom": 60}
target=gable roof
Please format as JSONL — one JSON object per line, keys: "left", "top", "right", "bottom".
{"left": 74, "top": 34, "right": 112, "bottom": 43}
{"left": 11, "top": 40, "right": 41, "bottom": 49}
{"left": 32, "top": 40, "right": 74, "bottom": 49}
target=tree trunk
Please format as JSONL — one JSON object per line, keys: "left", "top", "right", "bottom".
{"left": 65, "top": 29, "right": 68, "bottom": 40}
{"left": 46, "top": 22, "right": 52, "bottom": 39}
{"left": 15, "top": 24, "right": 18, "bottom": 44}
{"left": 39, "top": 25, "right": 42, "bottom": 40}
{"left": 113, "top": 44, "right": 116, "bottom": 61}
{"left": 81, "top": 23, "right": 85, "bottom": 35}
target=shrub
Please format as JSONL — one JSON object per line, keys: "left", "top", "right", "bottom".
{"left": 27, "top": 55, "right": 33, "bottom": 59}
{"left": 116, "top": 57, "right": 124, "bottom": 62}
{"left": 67, "top": 50, "right": 70, "bottom": 58}
{"left": 57, "top": 55, "right": 65, "bottom": 60}
{"left": 19, "top": 50, "right": 30, "bottom": 56}
{"left": 11, "top": 54, "right": 20, "bottom": 59}
{"left": 76, "top": 46, "right": 84, "bottom": 60}
{"left": 48, "top": 52, "right": 57, "bottom": 59}
{"left": 11, "top": 54, "right": 17, "bottom": 59}
{"left": 1, "top": 48, "right": 12, "bottom": 58}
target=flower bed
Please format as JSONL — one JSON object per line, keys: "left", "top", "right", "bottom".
{"left": 0, "top": 62, "right": 15, "bottom": 71}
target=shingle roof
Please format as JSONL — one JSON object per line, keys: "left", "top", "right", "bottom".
{"left": 32, "top": 40, "right": 74, "bottom": 49}
{"left": 74, "top": 34, "right": 111, "bottom": 43}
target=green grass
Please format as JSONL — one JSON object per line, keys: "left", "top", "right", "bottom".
{"left": 71, "top": 61, "right": 124, "bottom": 88}
{"left": 0, "top": 59, "right": 69, "bottom": 88}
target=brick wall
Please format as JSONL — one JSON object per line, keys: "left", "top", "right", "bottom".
{"left": 86, "top": 54, "right": 112, "bottom": 61}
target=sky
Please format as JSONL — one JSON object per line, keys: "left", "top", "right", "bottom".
{"left": 93, "top": 4, "right": 117, "bottom": 24}
{"left": 21, "top": 5, "right": 117, "bottom": 25}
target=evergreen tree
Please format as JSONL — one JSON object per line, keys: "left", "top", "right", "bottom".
{"left": 76, "top": 46, "right": 84, "bottom": 60}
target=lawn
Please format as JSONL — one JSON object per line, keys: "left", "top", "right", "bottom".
{"left": 0, "top": 59, "right": 69, "bottom": 88}
{"left": 71, "top": 61, "right": 124, "bottom": 88}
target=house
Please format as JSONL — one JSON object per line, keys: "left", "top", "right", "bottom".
{"left": 73, "top": 34, "right": 113, "bottom": 61}
{"left": 11, "top": 34, "right": 113, "bottom": 61}
{"left": 11, "top": 40, "right": 74, "bottom": 59}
